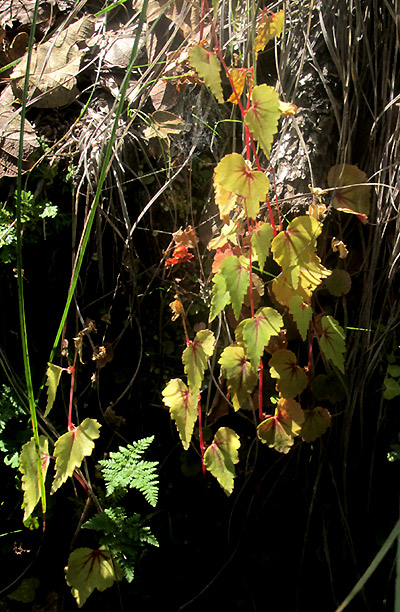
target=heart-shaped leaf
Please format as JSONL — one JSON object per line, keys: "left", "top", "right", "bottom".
{"left": 236, "top": 307, "right": 283, "bottom": 369}
{"left": 19, "top": 436, "right": 50, "bottom": 521}
{"left": 318, "top": 315, "right": 346, "bottom": 373}
{"left": 182, "top": 329, "right": 215, "bottom": 394}
{"left": 300, "top": 406, "right": 331, "bottom": 442}
{"left": 189, "top": 46, "right": 224, "bottom": 103}
{"left": 219, "top": 345, "right": 258, "bottom": 410}
{"left": 269, "top": 349, "right": 308, "bottom": 398}
{"left": 220, "top": 255, "right": 250, "bottom": 320}
{"left": 257, "top": 398, "right": 304, "bottom": 453}
{"left": 328, "top": 164, "right": 371, "bottom": 218}
{"left": 244, "top": 84, "right": 281, "bottom": 158}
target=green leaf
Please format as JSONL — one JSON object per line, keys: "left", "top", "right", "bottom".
{"left": 204, "top": 427, "right": 240, "bottom": 495}
{"left": 51, "top": 418, "right": 101, "bottom": 494}
{"left": 288, "top": 296, "right": 312, "bottom": 341}
{"left": 209, "top": 270, "right": 231, "bottom": 322}
{"left": 257, "top": 398, "right": 304, "bottom": 453}
{"left": 19, "top": 436, "right": 50, "bottom": 521}
{"left": 244, "top": 84, "right": 281, "bottom": 159}
{"left": 189, "top": 46, "right": 224, "bottom": 103}
{"left": 251, "top": 221, "right": 274, "bottom": 270}
{"left": 44, "top": 363, "right": 63, "bottom": 417}
{"left": 182, "top": 329, "right": 215, "bottom": 394}
{"left": 219, "top": 345, "right": 258, "bottom": 410}
{"left": 300, "top": 406, "right": 331, "bottom": 442}
{"left": 220, "top": 255, "right": 250, "bottom": 320}
{"left": 65, "top": 547, "right": 123, "bottom": 608}
{"left": 324, "top": 268, "right": 351, "bottom": 297}
{"left": 237, "top": 307, "right": 283, "bottom": 369}
{"left": 162, "top": 378, "right": 198, "bottom": 450}
{"left": 319, "top": 315, "right": 346, "bottom": 374}
{"left": 383, "top": 377, "right": 400, "bottom": 400}
{"left": 271, "top": 216, "right": 331, "bottom": 298}
{"left": 387, "top": 365, "right": 400, "bottom": 378}
{"left": 269, "top": 349, "right": 308, "bottom": 399}
{"left": 214, "top": 153, "right": 269, "bottom": 220}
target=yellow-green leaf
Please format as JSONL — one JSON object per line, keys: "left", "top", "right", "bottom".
{"left": 204, "top": 427, "right": 240, "bottom": 495}
{"left": 237, "top": 307, "right": 283, "bottom": 369}
{"left": 209, "top": 270, "right": 231, "bottom": 322}
{"left": 182, "top": 329, "right": 215, "bottom": 394}
{"left": 220, "top": 254, "right": 251, "bottom": 320}
{"left": 219, "top": 345, "right": 258, "bottom": 410}
{"left": 51, "top": 418, "right": 101, "bottom": 494}
{"left": 318, "top": 315, "right": 346, "bottom": 373}
{"left": 162, "top": 378, "right": 198, "bottom": 450}
{"left": 251, "top": 221, "right": 274, "bottom": 270}
{"left": 244, "top": 84, "right": 281, "bottom": 159}
{"left": 44, "top": 362, "right": 63, "bottom": 417}
{"left": 19, "top": 435, "right": 50, "bottom": 521}
{"left": 288, "top": 296, "right": 312, "bottom": 341}
{"left": 189, "top": 45, "right": 224, "bottom": 103}
{"left": 65, "top": 547, "right": 123, "bottom": 608}
{"left": 269, "top": 349, "right": 308, "bottom": 399}
{"left": 257, "top": 397, "right": 304, "bottom": 453}
{"left": 328, "top": 164, "right": 371, "bottom": 218}
{"left": 300, "top": 406, "right": 331, "bottom": 442}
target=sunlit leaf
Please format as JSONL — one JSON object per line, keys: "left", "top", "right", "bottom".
{"left": 214, "top": 153, "right": 269, "bottom": 220}
{"left": 251, "top": 221, "right": 274, "bottom": 270}
{"left": 271, "top": 271, "right": 312, "bottom": 307}
{"left": 324, "top": 268, "right": 351, "bottom": 297}
{"left": 244, "top": 84, "right": 281, "bottom": 159}
{"left": 44, "top": 363, "right": 63, "bottom": 417}
{"left": 143, "top": 111, "right": 185, "bottom": 140}
{"left": 183, "top": 329, "right": 215, "bottom": 394}
{"left": 269, "top": 349, "right": 308, "bottom": 398}
{"left": 209, "top": 270, "right": 231, "bottom": 322}
{"left": 288, "top": 296, "right": 312, "bottom": 341}
{"left": 208, "top": 220, "right": 238, "bottom": 250}
{"left": 213, "top": 180, "right": 238, "bottom": 223}
{"left": 204, "top": 427, "right": 240, "bottom": 495}
{"left": 257, "top": 398, "right": 304, "bottom": 453}
{"left": 189, "top": 45, "right": 224, "bottom": 103}
{"left": 162, "top": 378, "right": 198, "bottom": 450}
{"left": 11, "top": 16, "right": 95, "bottom": 108}
{"left": 318, "top": 315, "right": 346, "bottom": 374}
{"left": 328, "top": 164, "right": 371, "bottom": 218}
{"left": 279, "top": 100, "right": 297, "bottom": 116}
{"left": 65, "top": 547, "right": 123, "bottom": 608}
{"left": 236, "top": 307, "right": 283, "bottom": 369}
{"left": 228, "top": 67, "right": 247, "bottom": 103}
{"left": 331, "top": 237, "right": 349, "bottom": 259}
{"left": 51, "top": 419, "right": 101, "bottom": 494}
{"left": 254, "top": 10, "right": 284, "bottom": 54}
{"left": 19, "top": 436, "right": 49, "bottom": 521}
{"left": 219, "top": 345, "right": 258, "bottom": 410}
{"left": 173, "top": 225, "right": 199, "bottom": 249}
{"left": 300, "top": 406, "right": 331, "bottom": 442}
{"left": 220, "top": 255, "right": 250, "bottom": 320}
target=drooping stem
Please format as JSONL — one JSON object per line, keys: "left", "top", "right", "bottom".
{"left": 197, "top": 397, "right": 206, "bottom": 479}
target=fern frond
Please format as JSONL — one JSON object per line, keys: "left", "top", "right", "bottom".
{"left": 98, "top": 436, "right": 159, "bottom": 506}
{"left": 83, "top": 507, "right": 158, "bottom": 583}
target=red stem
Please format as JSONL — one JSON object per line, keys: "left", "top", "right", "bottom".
{"left": 258, "top": 358, "right": 264, "bottom": 421}
{"left": 197, "top": 397, "right": 206, "bottom": 479}
{"left": 68, "top": 363, "right": 75, "bottom": 430}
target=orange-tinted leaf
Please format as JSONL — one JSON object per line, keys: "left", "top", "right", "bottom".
{"left": 172, "top": 226, "right": 199, "bottom": 248}
{"left": 165, "top": 244, "right": 194, "bottom": 267}
{"left": 169, "top": 298, "right": 184, "bottom": 321}
{"left": 331, "top": 237, "right": 348, "bottom": 258}
{"left": 162, "top": 378, "right": 199, "bottom": 450}
{"left": 189, "top": 45, "right": 224, "bottom": 103}
{"left": 269, "top": 349, "right": 308, "bottom": 399}
{"left": 228, "top": 67, "right": 247, "bottom": 103}
{"left": 328, "top": 164, "right": 371, "bottom": 218}
{"left": 279, "top": 100, "right": 297, "bottom": 116}
{"left": 254, "top": 10, "right": 284, "bottom": 54}
{"left": 244, "top": 85, "right": 281, "bottom": 159}
{"left": 300, "top": 406, "right": 331, "bottom": 442}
